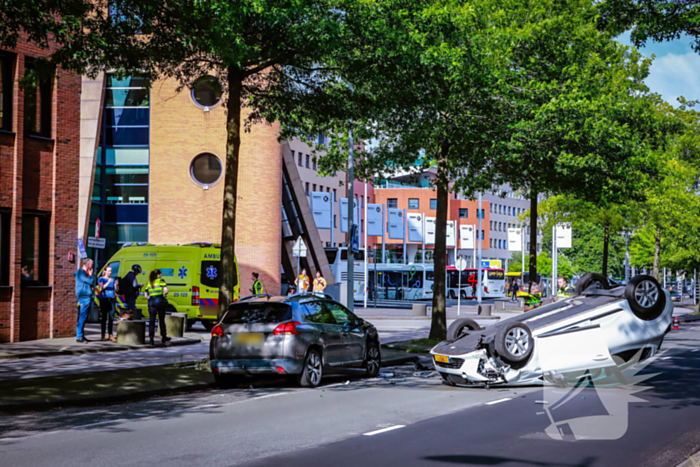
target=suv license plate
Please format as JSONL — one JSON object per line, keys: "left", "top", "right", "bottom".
{"left": 234, "top": 333, "right": 264, "bottom": 346}
{"left": 434, "top": 355, "right": 450, "bottom": 364}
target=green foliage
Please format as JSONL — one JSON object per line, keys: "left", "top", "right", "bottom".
{"left": 598, "top": 0, "right": 700, "bottom": 52}
{"left": 508, "top": 251, "right": 575, "bottom": 281}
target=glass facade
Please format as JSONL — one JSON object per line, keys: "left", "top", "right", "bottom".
{"left": 89, "top": 76, "right": 150, "bottom": 265}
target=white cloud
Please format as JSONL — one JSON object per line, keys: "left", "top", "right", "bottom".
{"left": 645, "top": 51, "right": 700, "bottom": 106}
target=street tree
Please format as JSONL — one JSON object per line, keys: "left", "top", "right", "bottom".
{"left": 1, "top": 0, "right": 348, "bottom": 315}
{"left": 486, "top": 0, "right": 666, "bottom": 292}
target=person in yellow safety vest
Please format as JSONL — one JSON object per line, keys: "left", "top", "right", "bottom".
{"left": 144, "top": 269, "right": 169, "bottom": 346}
{"left": 296, "top": 268, "right": 310, "bottom": 294}
{"left": 313, "top": 271, "right": 327, "bottom": 295}
{"left": 555, "top": 276, "right": 572, "bottom": 301}
{"left": 251, "top": 272, "right": 264, "bottom": 295}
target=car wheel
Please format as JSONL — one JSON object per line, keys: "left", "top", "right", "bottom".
{"left": 625, "top": 275, "right": 666, "bottom": 321}
{"left": 460, "top": 290, "right": 467, "bottom": 300}
{"left": 447, "top": 318, "right": 482, "bottom": 340}
{"left": 448, "top": 290, "right": 456, "bottom": 299}
{"left": 575, "top": 273, "right": 610, "bottom": 296}
{"left": 364, "top": 342, "right": 381, "bottom": 377}
{"left": 495, "top": 322, "right": 533, "bottom": 364}
{"left": 202, "top": 320, "right": 215, "bottom": 332}
{"left": 297, "top": 349, "right": 323, "bottom": 388}
{"left": 214, "top": 372, "right": 240, "bottom": 389}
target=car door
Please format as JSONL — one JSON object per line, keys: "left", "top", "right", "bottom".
{"left": 301, "top": 302, "right": 343, "bottom": 365}
{"left": 325, "top": 302, "right": 365, "bottom": 365}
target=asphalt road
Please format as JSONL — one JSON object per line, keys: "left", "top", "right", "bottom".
{"left": 2, "top": 325, "right": 700, "bottom": 466}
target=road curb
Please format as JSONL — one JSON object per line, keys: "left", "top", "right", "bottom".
{"left": 0, "top": 337, "right": 203, "bottom": 361}
{"left": 679, "top": 314, "right": 700, "bottom": 324}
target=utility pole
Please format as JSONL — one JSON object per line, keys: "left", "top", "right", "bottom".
{"left": 347, "top": 84, "right": 355, "bottom": 311}
{"left": 552, "top": 225, "right": 557, "bottom": 297}
{"left": 624, "top": 230, "right": 630, "bottom": 283}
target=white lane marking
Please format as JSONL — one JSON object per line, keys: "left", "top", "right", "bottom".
{"left": 486, "top": 398, "right": 512, "bottom": 405}
{"left": 363, "top": 425, "right": 406, "bottom": 436}
{"left": 72, "top": 419, "right": 126, "bottom": 429}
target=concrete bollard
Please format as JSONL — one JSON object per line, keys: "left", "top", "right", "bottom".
{"left": 116, "top": 320, "right": 146, "bottom": 345}
{"left": 478, "top": 304, "right": 492, "bottom": 316}
{"left": 165, "top": 313, "right": 186, "bottom": 337}
{"left": 494, "top": 301, "right": 505, "bottom": 311}
{"left": 412, "top": 303, "right": 428, "bottom": 316}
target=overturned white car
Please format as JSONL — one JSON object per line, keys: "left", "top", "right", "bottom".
{"left": 431, "top": 274, "right": 674, "bottom": 387}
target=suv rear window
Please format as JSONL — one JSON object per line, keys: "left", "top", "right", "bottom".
{"left": 222, "top": 303, "right": 292, "bottom": 324}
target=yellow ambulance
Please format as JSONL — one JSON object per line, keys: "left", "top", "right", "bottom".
{"left": 100, "top": 242, "right": 239, "bottom": 330}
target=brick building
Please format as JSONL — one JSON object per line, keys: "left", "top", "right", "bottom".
{"left": 83, "top": 74, "right": 282, "bottom": 296}
{"left": 0, "top": 38, "right": 81, "bottom": 342}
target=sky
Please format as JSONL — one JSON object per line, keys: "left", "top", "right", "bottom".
{"left": 617, "top": 33, "right": 700, "bottom": 107}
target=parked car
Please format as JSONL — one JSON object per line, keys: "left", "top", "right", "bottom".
{"left": 431, "top": 274, "right": 673, "bottom": 387}
{"left": 669, "top": 289, "right": 681, "bottom": 302}
{"left": 210, "top": 294, "right": 381, "bottom": 388}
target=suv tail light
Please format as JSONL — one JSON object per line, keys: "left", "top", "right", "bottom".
{"left": 192, "top": 286, "right": 200, "bottom": 306}
{"left": 273, "top": 321, "right": 301, "bottom": 336}
{"left": 484, "top": 286, "right": 489, "bottom": 293}
{"left": 211, "top": 324, "right": 223, "bottom": 337}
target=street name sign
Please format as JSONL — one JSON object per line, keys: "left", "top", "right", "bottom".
{"left": 87, "top": 237, "right": 106, "bottom": 249}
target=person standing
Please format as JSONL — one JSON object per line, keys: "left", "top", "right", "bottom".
{"left": 74, "top": 259, "right": 94, "bottom": 343}
{"left": 121, "top": 264, "right": 142, "bottom": 312}
{"left": 313, "top": 271, "right": 327, "bottom": 295}
{"left": 510, "top": 280, "right": 520, "bottom": 302}
{"left": 98, "top": 266, "right": 117, "bottom": 342}
{"left": 295, "top": 268, "right": 310, "bottom": 294}
{"left": 251, "top": 272, "right": 264, "bottom": 295}
{"left": 144, "top": 269, "right": 170, "bottom": 346}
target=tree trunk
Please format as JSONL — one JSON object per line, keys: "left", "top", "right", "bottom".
{"left": 218, "top": 70, "right": 242, "bottom": 319}
{"left": 429, "top": 141, "right": 449, "bottom": 341}
{"left": 528, "top": 192, "right": 538, "bottom": 293}
{"left": 602, "top": 221, "right": 610, "bottom": 277}
{"left": 653, "top": 227, "right": 661, "bottom": 280}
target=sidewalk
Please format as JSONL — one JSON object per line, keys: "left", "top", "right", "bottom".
{"left": 354, "top": 305, "right": 516, "bottom": 321}
{"left": 0, "top": 327, "right": 203, "bottom": 360}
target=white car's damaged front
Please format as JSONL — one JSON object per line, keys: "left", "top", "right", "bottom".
{"left": 431, "top": 274, "right": 674, "bottom": 388}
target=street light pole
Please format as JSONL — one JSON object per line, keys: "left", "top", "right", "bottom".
{"left": 624, "top": 231, "right": 630, "bottom": 283}
{"left": 477, "top": 193, "right": 483, "bottom": 305}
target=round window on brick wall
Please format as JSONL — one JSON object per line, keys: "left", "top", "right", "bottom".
{"left": 191, "top": 153, "right": 222, "bottom": 186}
{"left": 191, "top": 75, "right": 223, "bottom": 108}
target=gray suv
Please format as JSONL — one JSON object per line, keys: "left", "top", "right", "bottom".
{"left": 210, "top": 295, "right": 381, "bottom": 388}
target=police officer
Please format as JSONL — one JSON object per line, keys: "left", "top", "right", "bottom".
{"left": 251, "top": 272, "right": 264, "bottom": 295}
{"left": 555, "top": 276, "right": 571, "bottom": 301}
{"left": 145, "top": 269, "right": 170, "bottom": 346}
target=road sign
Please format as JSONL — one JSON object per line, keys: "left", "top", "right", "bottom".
{"left": 351, "top": 224, "right": 360, "bottom": 253}
{"left": 292, "top": 237, "right": 307, "bottom": 258}
{"left": 456, "top": 257, "right": 468, "bottom": 272}
{"left": 368, "top": 249, "right": 375, "bottom": 258}
{"left": 87, "top": 237, "right": 106, "bottom": 249}
{"left": 77, "top": 238, "right": 88, "bottom": 259}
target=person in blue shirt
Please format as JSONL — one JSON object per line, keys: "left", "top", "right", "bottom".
{"left": 98, "top": 265, "right": 116, "bottom": 342}
{"left": 74, "top": 259, "right": 94, "bottom": 343}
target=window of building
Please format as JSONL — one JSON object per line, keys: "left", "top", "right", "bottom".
{"left": 23, "top": 62, "right": 52, "bottom": 137}
{"left": 388, "top": 198, "right": 398, "bottom": 209}
{"left": 296, "top": 151, "right": 302, "bottom": 166}
{"left": 305, "top": 154, "right": 310, "bottom": 168}
{"left": 190, "top": 153, "right": 222, "bottom": 186}
{"left": 334, "top": 214, "right": 337, "bottom": 228}
{"left": 305, "top": 182, "right": 310, "bottom": 196}
{"left": 490, "top": 239, "right": 493, "bottom": 248}
{"left": 481, "top": 230, "right": 485, "bottom": 239}
{"left": 0, "top": 212, "right": 9, "bottom": 285}
{"left": 333, "top": 188, "right": 336, "bottom": 199}
{"left": 459, "top": 208, "right": 468, "bottom": 218}
{"left": 313, "top": 184, "right": 317, "bottom": 192}
{"left": 430, "top": 199, "right": 437, "bottom": 210}
{"left": 0, "top": 53, "right": 13, "bottom": 131}
{"left": 326, "top": 187, "right": 330, "bottom": 193}
{"left": 408, "top": 198, "right": 419, "bottom": 209}
{"left": 191, "top": 75, "right": 222, "bottom": 108}
{"left": 20, "top": 213, "right": 49, "bottom": 286}
{"left": 312, "top": 158, "right": 317, "bottom": 171}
